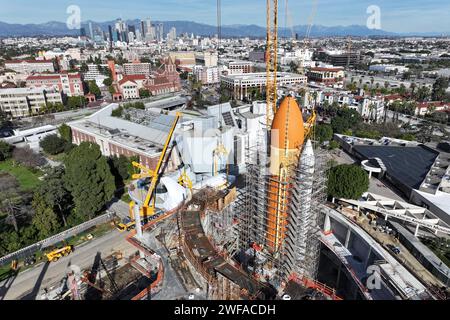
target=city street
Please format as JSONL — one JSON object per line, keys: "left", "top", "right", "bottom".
{"left": 0, "top": 230, "right": 135, "bottom": 300}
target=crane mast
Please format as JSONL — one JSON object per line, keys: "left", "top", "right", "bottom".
{"left": 266, "top": 0, "right": 278, "bottom": 128}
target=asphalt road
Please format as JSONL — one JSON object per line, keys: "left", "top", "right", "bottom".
{"left": 0, "top": 230, "right": 135, "bottom": 300}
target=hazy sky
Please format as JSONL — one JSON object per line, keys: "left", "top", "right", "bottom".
{"left": 0, "top": 0, "right": 449, "bottom": 33}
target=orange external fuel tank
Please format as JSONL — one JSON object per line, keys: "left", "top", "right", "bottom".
{"left": 266, "top": 96, "right": 305, "bottom": 252}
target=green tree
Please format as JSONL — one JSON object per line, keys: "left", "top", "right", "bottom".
{"left": 34, "top": 166, "right": 72, "bottom": 227}
{"left": 108, "top": 155, "right": 131, "bottom": 188}
{"left": 0, "top": 109, "right": 11, "bottom": 129}
{"left": 40, "top": 134, "right": 66, "bottom": 155}
{"left": 316, "top": 124, "right": 333, "bottom": 143}
{"left": 327, "top": 164, "right": 369, "bottom": 200}
{"left": 328, "top": 140, "right": 340, "bottom": 150}
{"left": 32, "top": 193, "right": 62, "bottom": 238}
{"left": 67, "top": 96, "right": 87, "bottom": 109}
{"left": 0, "top": 141, "right": 13, "bottom": 160}
{"left": 139, "top": 88, "right": 151, "bottom": 98}
{"left": 331, "top": 109, "right": 362, "bottom": 134}
{"left": 80, "top": 63, "right": 89, "bottom": 72}
{"left": 58, "top": 124, "right": 72, "bottom": 143}
{"left": 64, "top": 142, "right": 115, "bottom": 220}
{"left": 432, "top": 77, "right": 449, "bottom": 101}
{"left": 87, "top": 80, "right": 101, "bottom": 98}
{"left": 416, "top": 86, "right": 430, "bottom": 102}
{"left": 103, "top": 77, "right": 113, "bottom": 87}
{"left": 111, "top": 105, "right": 124, "bottom": 117}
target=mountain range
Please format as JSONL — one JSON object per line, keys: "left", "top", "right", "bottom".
{"left": 0, "top": 20, "right": 445, "bottom": 38}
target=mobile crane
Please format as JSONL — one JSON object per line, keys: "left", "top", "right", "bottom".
{"left": 128, "top": 112, "right": 182, "bottom": 219}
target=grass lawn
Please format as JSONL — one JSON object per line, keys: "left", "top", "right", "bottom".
{"left": 64, "top": 221, "right": 115, "bottom": 247}
{"left": 0, "top": 159, "right": 42, "bottom": 191}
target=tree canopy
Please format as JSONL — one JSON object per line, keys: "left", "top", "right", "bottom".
{"left": 0, "top": 141, "right": 13, "bottom": 161}
{"left": 316, "top": 124, "right": 333, "bottom": 143}
{"left": 327, "top": 164, "right": 369, "bottom": 200}
{"left": 64, "top": 142, "right": 115, "bottom": 220}
{"left": 87, "top": 80, "right": 101, "bottom": 98}
{"left": 40, "top": 134, "right": 67, "bottom": 155}
{"left": 58, "top": 124, "right": 72, "bottom": 143}
{"left": 432, "top": 77, "right": 449, "bottom": 101}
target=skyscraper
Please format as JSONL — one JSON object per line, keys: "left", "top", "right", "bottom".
{"left": 88, "top": 22, "right": 94, "bottom": 39}
{"left": 146, "top": 18, "right": 152, "bottom": 37}
{"left": 167, "top": 27, "right": 177, "bottom": 41}
{"left": 108, "top": 25, "right": 113, "bottom": 42}
{"left": 156, "top": 23, "right": 164, "bottom": 42}
{"left": 140, "top": 20, "right": 146, "bottom": 37}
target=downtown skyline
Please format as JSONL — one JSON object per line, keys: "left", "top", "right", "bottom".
{"left": 0, "top": 0, "right": 449, "bottom": 34}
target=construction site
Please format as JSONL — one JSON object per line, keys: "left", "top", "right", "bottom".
{"left": 28, "top": 0, "right": 448, "bottom": 301}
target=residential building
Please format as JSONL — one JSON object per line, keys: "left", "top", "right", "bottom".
{"left": 195, "top": 52, "right": 218, "bottom": 67}
{"left": 249, "top": 50, "right": 266, "bottom": 62}
{"left": 307, "top": 67, "right": 345, "bottom": 84}
{"left": 221, "top": 72, "right": 307, "bottom": 100}
{"left": 4, "top": 60, "right": 55, "bottom": 74}
{"left": 0, "top": 87, "right": 62, "bottom": 118}
{"left": 124, "top": 62, "right": 152, "bottom": 76}
{"left": 193, "top": 66, "right": 220, "bottom": 85}
{"left": 359, "top": 96, "right": 385, "bottom": 121}
{"left": 118, "top": 76, "right": 145, "bottom": 100}
{"left": 226, "top": 60, "right": 254, "bottom": 75}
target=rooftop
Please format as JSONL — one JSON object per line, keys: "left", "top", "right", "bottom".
{"left": 353, "top": 144, "right": 439, "bottom": 190}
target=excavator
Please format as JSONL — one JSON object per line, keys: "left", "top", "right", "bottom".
{"left": 128, "top": 112, "right": 182, "bottom": 220}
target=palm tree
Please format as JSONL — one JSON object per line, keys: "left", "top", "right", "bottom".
{"left": 410, "top": 82, "right": 417, "bottom": 97}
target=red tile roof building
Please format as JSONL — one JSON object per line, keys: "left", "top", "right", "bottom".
{"left": 26, "top": 73, "right": 84, "bottom": 97}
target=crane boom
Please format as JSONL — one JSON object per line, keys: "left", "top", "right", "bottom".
{"left": 142, "top": 112, "right": 181, "bottom": 208}
{"left": 266, "top": 0, "right": 278, "bottom": 127}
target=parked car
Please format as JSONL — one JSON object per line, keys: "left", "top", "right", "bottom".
{"left": 386, "top": 244, "right": 401, "bottom": 255}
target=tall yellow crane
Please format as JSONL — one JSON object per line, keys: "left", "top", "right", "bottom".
{"left": 266, "top": 0, "right": 318, "bottom": 138}
{"left": 266, "top": 0, "right": 279, "bottom": 128}
{"left": 129, "top": 112, "right": 181, "bottom": 218}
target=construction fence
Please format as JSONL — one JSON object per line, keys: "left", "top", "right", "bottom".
{"left": 0, "top": 211, "right": 115, "bottom": 267}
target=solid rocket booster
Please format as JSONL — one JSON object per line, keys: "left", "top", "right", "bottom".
{"left": 295, "top": 139, "right": 315, "bottom": 262}
{"left": 266, "top": 96, "right": 305, "bottom": 252}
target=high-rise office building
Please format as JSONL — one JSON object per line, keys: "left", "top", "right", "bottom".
{"left": 108, "top": 25, "right": 113, "bottom": 42}
{"left": 140, "top": 20, "right": 146, "bottom": 37}
{"left": 167, "top": 27, "right": 177, "bottom": 41}
{"left": 146, "top": 18, "right": 152, "bottom": 36}
{"left": 156, "top": 23, "right": 164, "bottom": 42}
{"left": 88, "top": 22, "right": 94, "bottom": 39}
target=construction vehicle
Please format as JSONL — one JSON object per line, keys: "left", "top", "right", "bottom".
{"left": 115, "top": 217, "right": 136, "bottom": 232}
{"left": 129, "top": 112, "right": 182, "bottom": 219}
{"left": 46, "top": 245, "right": 73, "bottom": 262}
